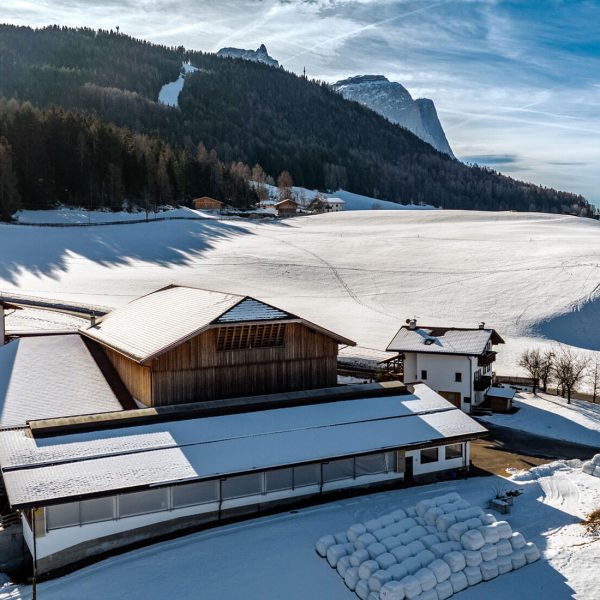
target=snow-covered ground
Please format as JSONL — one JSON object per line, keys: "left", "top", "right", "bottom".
{"left": 480, "top": 392, "right": 600, "bottom": 448}
{"left": 1, "top": 210, "right": 599, "bottom": 378}
{"left": 1, "top": 461, "right": 597, "bottom": 599}
{"left": 158, "top": 63, "right": 198, "bottom": 107}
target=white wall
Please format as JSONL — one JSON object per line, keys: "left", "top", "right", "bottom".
{"left": 0, "top": 304, "right": 5, "bottom": 345}
{"left": 406, "top": 442, "right": 469, "bottom": 476}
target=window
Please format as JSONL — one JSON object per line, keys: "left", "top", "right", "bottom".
{"left": 217, "top": 323, "right": 286, "bottom": 351}
{"left": 222, "top": 473, "right": 262, "bottom": 499}
{"left": 455, "top": 372, "right": 462, "bottom": 382}
{"left": 118, "top": 488, "right": 169, "bottom": 518}
{"left": 464, "top": 396, "right": 471, "bottom": 404}
{"left": 46, "top": 502, "right": 80, "bottom": 530}
{"left": 323, "top": 458, "right": 354, "bottom": 482}
{"left": 293, "top": 463, "right": 321, "bottom": 488}
{"left": 420, "top": 447, "right": 439, "bottom": 464}
{"left": 172, "top": 480, "right": 219, "bottom": 508}
{"left": 355, "top": 453, "right": 387, "bottom": 477}
{"left": 80, "top": 497, "right": 115, "bottom": 524}
{"left": 421, "top": 370, "right": 428, "bottom": 380}
{"left": 265, "top": 468, "right": 293, "bottom": 493}
{"left": 445, "top": 444, "right": 463, "bottom": 460}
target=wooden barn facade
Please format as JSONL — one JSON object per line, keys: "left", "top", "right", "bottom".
{"left": 82, "top": 286, "right": 354, "bottom": 407}
{"left": 193, "top": 196, "right": 223, "bottom": 211}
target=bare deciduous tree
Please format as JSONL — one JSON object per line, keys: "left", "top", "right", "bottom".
{"left": 518, "top": 348, "right": 543, "bottom": 395}
{"left": 539, "top": 350, "right": 555, "bottom": 393}
{"left": 590, "top": 357, "right": 600, "bottom": 404}
{"left": 553, "top": 347, "right": 589, "bottom": 404}
{"left": 277, "top": 170, "right": 293, "bottom": 201}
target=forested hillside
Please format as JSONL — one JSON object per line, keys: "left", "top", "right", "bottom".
{"left": 0, "top": 24, "right": 594, "bottom": 219}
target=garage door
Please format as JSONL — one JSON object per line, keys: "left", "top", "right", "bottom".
{"left": 438, "top": 391, "right": 461, "bottom": 408}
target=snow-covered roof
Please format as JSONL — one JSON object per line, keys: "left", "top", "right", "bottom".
{"left": 326, "top": 198, "right": 345, "bottom": 204}
{"left": 0, "top": 335, "right": 124, "bottom": 428}
{"left": 387, "top": 325, "right": 503, "bottom": 356}
{"left": 0, "top": 384, "right": 486, "bottom": 507}
{"left": 82, "top": 286, "right": 354, "bottom": 363}
{"left": 486, "top": 386, "right": 516, "bottom": 400}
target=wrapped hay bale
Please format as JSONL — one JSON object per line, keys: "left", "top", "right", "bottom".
{"left": 327, "top": 543, "right": 354, "bottom": 567}
{"left": 406, "top": 506, "right": 418, "bottom": 518}
{"left": 460, "top": 530, "right": 485, "bottom": 551}
{"left": 316, "top": 534, "right": 336, "bottom": 557}
{"left": 464, "top": 566, "right": 482, "bottom": 586}
{"left": 594, "top": 466, "right": 600, "bottom": 478}
{"left": 431, "top": 542, "right": 458, "bottom": 558}
{"left": 480, "top": 559, "right": 499, "bottom": 581}
{"left": 386, "top": 523, "right": 406, "bottom": 537}
{"left": 388, "top": 563, "right": 408, "bottom": 581}
{"left": 375, "top": 529, "right": 391, "bottom": 542}
{"left": 415, "top": 517, "right": 427, "bottom": 527}
{"left": 495, "top": 539, "right": 513, "bottom": 557}
{"left": 407, "top": 526, "right": 428, "bottom": 542}
{"left": 447, "top": 522, "right": 468, "bottom": 542}
{"left": 380, "top": 580, "right": 406, "bottom": 600}
{"left": 593, "top": 453, "right": 600, "bottom": 466}
{"left": 479, "top": 525, "right": 500, "bottom": 545}
{"left": 421, "top": 534, "right": 441, "bottom": 549}
{"left": 351, "top": 549, "right": 371, "bottom": 567}
{"left": 369, "top": 569, "right": 393, "bottom": 592}
{"left": 457, "top": 507, "right": 484, "bottom": 522}
{"left": 416, "top": 499, "right": 436, "bottom": 518}
{"left": 399, "top": 575, "right": 422, "bottom": 600}
{"left": 480, "top": 513, "right": 496, "bottom": 526}
{"left": 366, "top": 519, "right": 384, "bottom": 533}
{"left": 436, "top": 580, "right": 453, "bottom": 600}
{"left": 464, "top": 517, "right": 483, "bottom": 530}
{"left": 345, "top": 566, "right": 360, "bottom": 590}
{"left": 424, "top": 507, "right": 444, "bottom": 526}
{"left": 334, "top": 532, "right": 349, "bottom": 544}
{"left": 380, "top": 515, "right": 396, "bottom": 528}
{"left": 480, "top": 543, "right": 498, "bottom": 562}
{"left": 509, "top": 532, "right": 526, "bottom": 550}
{"left": 400, "top": 556, "right": 422, "bottom": 576}
{"left": 367, "top": 542, "right": 388, "bottom": 559}
{"left": 425, "top": 526, "right": 438, "bottom": 535}
{"left": 524, "top": 542, "right": 541, "bottom": 563}
{"left": 391, "top": 546, "right": 412, "bottom": 562}
{"left": 449, "top": 571, "right": 468, "bottom": 593}
{"left": 491, "top": 521, "right": 512, "bottom": 539}
{"left": 435, "top": 513, "right": 457, "bottom": 533}
{"left": 356, "top": 579, "right": 371, "bottom": 600}
{"left": 464, "top": 550, "right": 482, "bottom": 567}
{"left": 337, "top": 555, "right": 352, "bottom": 578}
{"left": 377, "top": 552, "right": 397, "bottom": 570}
{"left": 438, "top": 492, "right": 461, "bottom": 504}
{"left": 582, "top": 461, "right": 595, "bottom": 475}
{"left": 368, "top": 593, "right": 380, "bottom": 600}
{"left": 497, "top": 555, "right": 513, "bottom": 575}
{"left": 420, "top": 589, "right": 440, "bottom": 600}
{"left": 415, "top": 549, "right": 436, "bottom": 568}
{"left": 391, "top": 508, "right": 407, "bottom": 521}
{"left": 406, "top": 540, "right": 426, "bottom": 556}
{"left": 454, "top": 499, "right": 470, "bottom": 510}
{"left": 359, "top": 559, "right": 381, "bottom": 580}
{"left": 440, "top": 502, "right": 457, "bottom": 514}
{"left": 436, "top": 532, "right": 449, "bottom": 543}
{"left": 399, "top": 517, "right": 418, "bottom": 532}
{"left": 510, "top": 549, "right": 527, "bottom": 570}
{"left": 429, "top": 559, "right": 451, "bottom": 584}
{"left": 357, "top": 533, "right": 378, "bottom": 549}
{"left": 415, "top": 567, "right": 437, "bottom": 592}
{"left": 442, "top": 551, "right": 466, "bottom": 573}
{"left": 348, "top": 523, "right": 368, "bottom": 542}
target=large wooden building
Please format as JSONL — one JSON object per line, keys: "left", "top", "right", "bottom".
{"left": 82, "top": 286, "right": 355, "bottom": 407}
{"left": 193, "top": 196, "right": 223, "bottom": 211}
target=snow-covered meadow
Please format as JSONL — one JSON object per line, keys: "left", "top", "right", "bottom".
{"left": 2, "top": 209, "right": 599, "bottom": 379}
{"left": 1, "top": 460, "right": 597, "bottom": 600}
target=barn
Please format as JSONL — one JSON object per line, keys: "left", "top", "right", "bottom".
{"left": 193, "top": 196, "right": 223, "bottom": 211}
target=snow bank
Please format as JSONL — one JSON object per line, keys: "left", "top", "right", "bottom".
{"left": 581, "top": 453, "right": 600, "bottom": 478}
{"left": 316, "top": 493, "right": 539, "bottom": 600}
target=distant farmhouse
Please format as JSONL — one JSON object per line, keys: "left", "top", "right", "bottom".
{"left": 193, "top": 196, "right": 223, "bottom": 211}
{"left": 0, "top": 291, "right": 487, "bottom": 575}
{"left": 309, "top": 196, "right": 345, "bottom": 213}
{"left": 275, "top": 198, "right": 299, "bottom": 217}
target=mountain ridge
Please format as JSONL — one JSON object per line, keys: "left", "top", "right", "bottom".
{"left": 216, "top": 44, "right": 279, "bottom": 67}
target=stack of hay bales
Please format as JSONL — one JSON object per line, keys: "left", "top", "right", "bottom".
{"left": 316, "top": 493, "right": 540, "bottom": 600}
{"left": 582, "top": 454, "right": 600, "bottom": 478}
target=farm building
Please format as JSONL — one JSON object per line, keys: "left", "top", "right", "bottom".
{"left": 275, "top": 198, "right": 299, "bottom": 217}
{"left": 308, "top": 197, "right": 345, "bottom": 213}
{"left": 193, "top": 196, "right": 223, "bottom": 211}
{"left": 81, "top": 285, "right": 354, "bottom": 407}
{"left": 0, "top": 382, "right": 486, "bottom": 574}
{"left": 386, "top": 320, "right": 506, "bottom": 413}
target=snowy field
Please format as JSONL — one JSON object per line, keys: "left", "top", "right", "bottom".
{"left": 158, "top": 63, "right": 199, "bottom": 107}
{"left": 1, "top": 209, "right": 599, "bottom": 378}
{"left": 1, "top": 460, "right": 598, "bottom": 600}
{"left": 480, "top": 393, "right": 600, "bottom": 448}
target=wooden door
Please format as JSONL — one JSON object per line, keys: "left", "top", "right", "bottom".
{"left": 439, "top": 391, "right": 461, "bottom": 408}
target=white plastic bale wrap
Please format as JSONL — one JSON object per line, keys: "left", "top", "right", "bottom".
{"left": 497, "top": 555, "right": 513, "bottom": 575}
{"left": 593, "top": 453, "right": 600, "bottom": 466}
{"left": 369, "top": 569, "right": 392, "bottom": 592}
{"left": 366, "top": 519, "right": 384, "bottom": 533}
{"left": 416, "top": 500, "right": 436, "bottom": 518}
{"left": 406, "top": 507, "right": 418, "bottom": 518}
{"left": 480, "top": 543, "right": 498, "bottom": 562}
{"left": 495, "top": 539, "right": 513, "bottom": 557}
{"left": 406, "top": 540, "right": 426, "bottom": 556}
{"left": 447, "top": 522, "right": 468, "bottom": 542}
{"left": 398, "top": 533, "right": 413, "bottom": 546}
{"left": 415, "top": 549, "right": 436, "bottom": 568}
{"left": 437, "top": 492, "right": 461, "bottom": 504}
{"left": 480, "top": 513, "right": 496, "bottom": 525}
{"left": 449, "top": 571, "right": 468, "bottom": 593}
{"left": 414, "top": 517, "right": 426, "bottom": 527}
{"left": 387, "top": 523, "right": 405, "bottom": 536}
{"left": 407, "top": 526, "right": 428, "bottom": 541}
{"left": 424, "top": 507, "right": 444, "bottom": 526}
{"left": 367, "top": 542, "right": 388, "bottom": 559}
{"left": 400, "top": 556, "right": 422, "bottom": 576}
{"left": 509, "top": 532, "right": 526, "bottom": 550}
{"left": 345, "top": 566, "right": 360, "bottom": 590}
{"left": 375, "top": 529, "right": 391, "bottom": 542}
{"left": 348, "top": 524, "right": 368, "bottom": 542}
{"left": 399, "top": 517, "right": 418, "bottom": 532}
{"left": 491, "top": 521, "right": 513, "bottom": 540}
{"left": 460, "top": 530, "right": 485, "bottom": 551}
{"left": 464, "top": 550, "right": 482, "bottom": 567}
{"left": 327, "top": 543, "right": 353, "bottom": 567}
{"left": 480, "top": 559, "right": 499, "bottom": 581}
{"left": 435, "top": 514, "right": 457, "bottom": 532}
{"left": 594, "top": 466, "right": 600, "bottom": 478}
{"left": 380, "top": 580, "right": 406, "bottom": 600}
{"left": 436, "top": 532, "right": 449, "bottom": 543}
{"left": 351, "top": 549, "right": 371, "bottom": 567}
{"left": 399, "top": 575, "right": 422, "bottom": 600}
{"left": 430, "top": 542, "right": 456, "bottom": 558}
{"left": 337, "top": 555, "right": 352, "bottom": 578}
{"left": 316, "top": 534, "right": 336, "bottom": 557}
{"left": 524, "top": 542, "right": 541, "bottom": 563}
{"left": 388, "top": 563, "right": 408, "bottom": 581}
{"left": 443, "top": 551, "right": 466, "bottom": 573}
{"left": 359, "top": 560, "right": 381, "bottom": 580}
{"left": 428, "top": 559, "right": 451, "bottom": 584}
{"left": 391, "top": 508, "right": 407, "bottom": 521}
{"left": 334, "top": 532, "right": 349, "bottom": 544}
{"left": 464, "top": 517, "right": 483, "bottom": 530}
{"left": 440, "top": 502, "right": 456, "bottom": 514}
{"left": 380, "top": 515, "right": 396, "bottom": 528}
{"left": 510, "top": 549, "right": 527, "bottom": 570}
{"left": 419, "top": 590, "right": 439, "bottom": 600}
{"left": 436, "top": 580, "right": 454, "bottom": 600}
{"left": 464, "top": 565, "right": 482, "bottom": 586}
{"left": 357, "top": 533, "right": 378, "bottom": 549}
{"left": 391, "top": 546, "right": 412, "bottom": 562}
{"left": 377, "top": 552, "right": 397, "bottom": 570}
{"left": 414, "top": 567, "right": 437, "bottom": 591}
{"left": 367, "top": 593, "right": 380, "bottom": 600}
{"left": 425, "top": 526, "right": 438, "bottom": 535}
{"left": 356, "top": 579, "right": 371, "bottom": 600}
{"left": 454, "top": 499, "right": 470, "bottom": 510}
{"left": 582, "top": 461, "right": 595, "bottom": 475}
{"left": 421, "top": 534, "right": 441, "bottom": 549}
{"left": 456, "top": 507, "right": 484, "bottom": 522}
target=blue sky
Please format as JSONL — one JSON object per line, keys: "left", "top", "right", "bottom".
{"left": 6, "top": 0, "right": 600, "bottom": 204}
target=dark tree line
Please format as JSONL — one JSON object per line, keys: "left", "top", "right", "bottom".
{"left": 0, "top": 24, "right": 594, "bottom": 217}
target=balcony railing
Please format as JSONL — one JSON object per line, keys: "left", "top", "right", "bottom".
{"left": 478, "top": 351, "right": 497, "bottom": 367}
{"left": 473, "top": 375, "right": 492, "bottom": 391}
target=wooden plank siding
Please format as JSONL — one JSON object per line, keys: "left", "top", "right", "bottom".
{"left": 103, "top": 347, "right": 153, "bottom": 406}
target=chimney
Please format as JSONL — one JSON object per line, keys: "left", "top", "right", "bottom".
{"left": 479, "top": 322, "right": 486, "bottom": 330}
{"left": 408, "top": 318, "right": 417, "bottom": 330}
{"left": 90, "top": 313, "right": 96, "bottom": 327}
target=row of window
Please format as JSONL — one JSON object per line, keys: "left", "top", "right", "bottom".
{"left": 420, "top": 443, "right": 463, "bottom": 464}
{"left": 420, "top": 370, "right": 463, "bottom": 383}
{"left": 45, "top": 452, "right": 398, "bottom": 531}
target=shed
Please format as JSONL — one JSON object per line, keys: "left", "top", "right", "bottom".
{"left": 275, "top": 199, "right": 299, "bottom": 217}
{"left": 193, "top": 196, "right": 223, "bottom": 211}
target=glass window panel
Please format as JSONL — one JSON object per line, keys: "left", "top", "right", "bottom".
{"left": 355, "top": 453, "right": 386, "bottom": 477}
{"left": 323, "top": 458, "right": 354, "bottom": 482}
{"left": 265, "top": 468, "right": 293, "bottom": 493}
{"left": 420, "top": 447, "right": 439, "bottom": 464}
{"left": 80, "top": 496, "right": 114, "bottom": 524}
{"left": 385, "top": 451, "right": 398, "bottom": 473}
{"left": 445, "top": 444, "right": 463, "bottom": 460}
{"left": 172, "top": 480, "right": 219, "bottom": 508}
{"left": 46, "top": 502, "right": 80, "bottom": 530}
{"left": 222, "top": 473, "right": 262, "bottom": 499}
{"left": 118, "top": 488, "right": 169, "bottom": 518}
{"left": 293, "top": 463, "right": 320, "bottom": 488}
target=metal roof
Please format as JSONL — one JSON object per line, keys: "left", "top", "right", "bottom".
{"left": 82, "top": 285, "right": 355, "bottom": 363}
{"left": 387, "top": 325, "right": 503, "bottom": 356}
{"left": 0, "top": 384, "right": 486, "bottom": 508}
{"left": 0, "top": 335, "right": 124, "bottom": 428}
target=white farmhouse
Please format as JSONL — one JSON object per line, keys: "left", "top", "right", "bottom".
{"left": 323, "top": 197, "right": 344, "bottom": 212}
{"left": 386, "top": 320, "right": 506, "bottom": 413}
